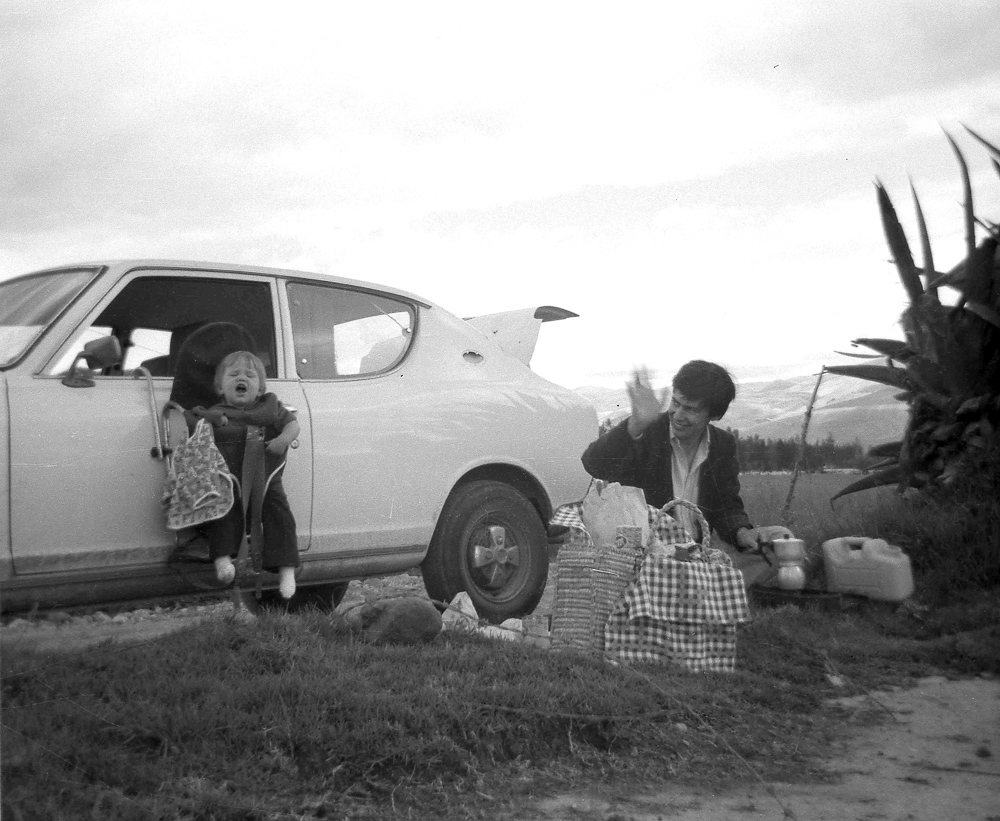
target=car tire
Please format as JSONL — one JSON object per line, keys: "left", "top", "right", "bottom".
{"left": 422, "top": 480, "right": 548, "bottom": 623}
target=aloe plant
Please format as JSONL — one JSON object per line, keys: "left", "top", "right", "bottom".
{"left": 828, "top": 126, "right": 1000, "bottom": 502}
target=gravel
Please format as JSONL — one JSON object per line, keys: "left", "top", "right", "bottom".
{"left": 0, "top": 572, "right": 428, "bottom": 655}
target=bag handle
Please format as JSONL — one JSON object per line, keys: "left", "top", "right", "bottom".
{"left": 659, "top": 498, "right": 711, "bottom": 549}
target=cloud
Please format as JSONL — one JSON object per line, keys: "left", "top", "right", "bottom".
{"left": 415, "top": 149, "right": 884, "bottom": 236}
{"left": 2, "top": 1, "right": 998, "bottom": 392}
{"left": 712, "top": 0, "right": 1000, "bottom": 103}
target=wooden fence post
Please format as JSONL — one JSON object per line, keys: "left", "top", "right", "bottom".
{"left": 781, "top": 368, "right": 826, "bottom": 528}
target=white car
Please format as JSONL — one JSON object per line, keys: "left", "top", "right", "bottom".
{"left": 0, "top": 260, "right": 596, "bottom": 620}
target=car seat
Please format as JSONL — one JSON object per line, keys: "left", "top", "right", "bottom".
{"left": 141, "top": 321, "right": 211, "bottom": 377}
{"left": 169, "top": 322, "right": 258, "bottom": 409}
{"left": 167, "top": 320, "right": 270, "bottom": 486}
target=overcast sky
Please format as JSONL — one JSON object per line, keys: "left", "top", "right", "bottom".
{"left": 3, "top": 1, "right": 998, "bottom": 390}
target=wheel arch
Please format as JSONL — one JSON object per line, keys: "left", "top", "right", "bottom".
{"left": 422, "top": 467, "right": 552, "bottom": 622}
{"left": 447, "top": 463, "right": 553, "bottom": 527}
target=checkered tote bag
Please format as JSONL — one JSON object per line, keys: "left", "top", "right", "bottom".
{"left": 606, "top": 500, "right": 751, "bottom": 672}
{"left": 649, "top": 499, "right": 695, "bottom": 550}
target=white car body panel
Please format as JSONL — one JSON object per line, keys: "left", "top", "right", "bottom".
{"left": 7, "top": 377, "right": 312, "bottom": 574}
{"left": 297, "top": 300, "right": 591, "bottom": 553}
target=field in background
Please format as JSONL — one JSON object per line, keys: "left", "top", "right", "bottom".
{"left": 739, "top": 471, "right": 897, "bottom": 549}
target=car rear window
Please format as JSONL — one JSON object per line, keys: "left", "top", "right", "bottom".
{"left": 0, "top": 268, "right": 100, "bottom": 368}
{"left": 287, "top": 282, "right": 415, "bottom": 378}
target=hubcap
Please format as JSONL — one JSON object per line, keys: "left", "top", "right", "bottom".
{"left": 470, "top": 524, "right": 522, "bottom": 591}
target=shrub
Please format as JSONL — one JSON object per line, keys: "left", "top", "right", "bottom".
{"left": 824, "top": 127, "right": 999, "bottom": 598}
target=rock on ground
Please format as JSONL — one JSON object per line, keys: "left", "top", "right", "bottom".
{"left": 340, "top": 596, "right": 442, "bottom": 643}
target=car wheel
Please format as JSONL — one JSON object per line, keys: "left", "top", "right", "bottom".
{"left": 422, "top": 480, "right": 548, "bottom": 623}
{"left": 259, "top": 582, "right": 348, "bottom": 613}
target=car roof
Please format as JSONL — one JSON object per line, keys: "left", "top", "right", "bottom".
{"left": 21, "top": 259, "right": 433, "bottom": 308}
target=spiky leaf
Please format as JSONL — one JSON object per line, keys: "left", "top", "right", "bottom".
{"left": 964, "top": 301, "right": 1000, "bottom": 329}
{"left": 823, "top": 363, "right": 913, "bottom": 391}
{"left": 963, "top": 124, "right": 1000, "bottom": 163}
{"left": 830, "top": 464, "right": 908, "bottom": 503}
{"left": 956, "top": 395, "right": 991, "bottom": 416}
{"left": 904, "top": 354, "right": 951, "bottom": 397}
{"left": 930, "top": 422, "right": 964, "bottom": 442}
{"left": 876, "top": 180, "right": 923, "bottom": 304}
{"left": 945, "top": 130, "right": 976, "bottom": 265}
{"left": 911, "top": 181, "right": 937, "bottom": 300}
{"left": 927, "top": 256, "right": 967, "bottom": 291}
{"left": 901, "top": 297, "right": 982, "bottom": 396}
{"left": 868, "top": 440, "right": 903, "bottom": 458}
{"left": 960, "top": 236, "right": 999, "bottom": 306}
{"left": 851, "top": 338, "right": 914, "bottom": 362}
{"left": 834, "top": 351, "right": 883, "bottom": 359}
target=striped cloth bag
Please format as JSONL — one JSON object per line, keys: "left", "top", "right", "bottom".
{"left": 548, "top": 501, "right": 645, "bottom": 653}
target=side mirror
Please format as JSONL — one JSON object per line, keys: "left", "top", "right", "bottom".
{"left": 62, "top": 336, "right": 123, "bottom": 388}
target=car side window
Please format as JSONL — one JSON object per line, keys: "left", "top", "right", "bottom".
{"left": 287, "top": 282, "right": 415, "bottom": 379}
{"left": 124, "top": 328, "right": 172, "bottom": 371}
{"left": 47, "top": 276, "right": 278, "bottom": 378}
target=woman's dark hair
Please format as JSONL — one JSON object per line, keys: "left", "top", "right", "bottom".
{"left": 672, "top": 360, "right": 736, "bottom": 419}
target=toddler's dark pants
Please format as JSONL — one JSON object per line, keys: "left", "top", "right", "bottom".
{"left": 205, "top": 479, "right": 300, "bottom": 572}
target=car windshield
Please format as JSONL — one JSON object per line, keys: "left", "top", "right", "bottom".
{"left": 0, "top": 268, "right": 101, "bottom": 368}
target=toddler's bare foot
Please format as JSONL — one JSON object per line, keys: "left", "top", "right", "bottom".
{"left": 214, "top": 556, "right": 236, "bottom": 584}
{"left": 278, "top": 567, "right": 296, "bottom": 599}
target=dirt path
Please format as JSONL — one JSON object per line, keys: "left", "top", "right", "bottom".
{"left": 0, "top": 600, "right": 232, "bottom": 655}
{"left": 528, "top": 675, "right": 1000, "bottom": 821}
{"left": 0, "top": 574, "right": 422, "bottom": 655}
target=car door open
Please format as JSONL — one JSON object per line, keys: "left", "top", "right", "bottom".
{"left": 7, "top": 270, "right": 312, "bottom": 580}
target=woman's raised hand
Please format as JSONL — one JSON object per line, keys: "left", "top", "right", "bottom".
{"left": 626, "top": 366, "right": 667, "bottom": 437}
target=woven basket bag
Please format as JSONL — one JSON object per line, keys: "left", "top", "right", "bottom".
{"left": 551, "top": 525, "right": 645, "bottom": 652}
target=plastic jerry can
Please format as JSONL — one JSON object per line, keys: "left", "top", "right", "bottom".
{"left": 821, "top": 537, "right": 915, "bottom": 602}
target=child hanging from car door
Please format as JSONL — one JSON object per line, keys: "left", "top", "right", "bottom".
{"left": 187, "top": 350, "right": 300, "bottom": 598}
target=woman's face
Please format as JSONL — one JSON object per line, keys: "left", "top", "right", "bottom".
{"left": 667, "top": 389, "right": 713, "bottom": 446}
{"left": 218, "top": 359, "right": 262, "bottom": 407}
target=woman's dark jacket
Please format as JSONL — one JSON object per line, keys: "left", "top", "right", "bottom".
{"left": 581, "top": 414, "right": 753, "bottom": 546}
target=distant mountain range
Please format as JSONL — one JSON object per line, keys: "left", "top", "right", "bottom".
{"left": 573, "top": 372, "right": 908, "bottom": 449}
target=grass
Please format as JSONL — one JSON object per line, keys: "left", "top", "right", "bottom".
{"left": 742, "top": 469, "right": 1000, "bottom": 602}
{"left": 3, "top": 585, "right": 998, "bottom": 821}
{"left": 3, "top": 470, "right": 997, "bottom": 820}
{"left": 739, "top": 471, "right": 897, "bottom": 547}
